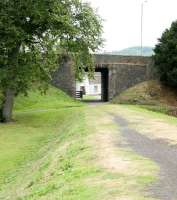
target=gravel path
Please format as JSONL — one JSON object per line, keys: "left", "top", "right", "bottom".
{"left": 114, "top": 115, "right": 177, "bottom": 200}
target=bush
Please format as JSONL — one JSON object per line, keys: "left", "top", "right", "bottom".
{"left": 154, "top": 20, "right": 177, "bottom": 87}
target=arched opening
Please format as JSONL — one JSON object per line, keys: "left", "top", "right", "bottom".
{"left": 76, "top": 67, "right": 109, "bottom": 102}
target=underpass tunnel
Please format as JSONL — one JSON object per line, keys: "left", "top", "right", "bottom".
{"left": 76, "top": 67, "right": 109, "bottom": 102}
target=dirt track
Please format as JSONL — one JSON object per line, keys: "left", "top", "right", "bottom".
{"left": 114, "top": 114, "right": 177, "bottom": 200}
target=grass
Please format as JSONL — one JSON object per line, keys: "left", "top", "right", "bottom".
{"left": 82, "top": 95, "right": 101, "bottom": 101}
{"left": 14, "top": 87, "right": 80, "bottom": 111}
{"left": 0, "top": 87, "right": 121, "bottom": 200}
{"left": 112, "top": 80, "right": 177, "bottom": 117}
{"left": 0, "top": 87, "right": 159, "bottom": 199}
{"left": 0, "top": 87, "right": 104, "bottom": 199}
{"left": 124, "top": 104, "right": 177, "bottom": 125}
{"left": 107, "top": 104, "right": 177, "bottom": 147}
{"left": 85, "top": 105, "right": 158, "bottom": 200}
{"left": 0, "top": 88, "right": 80, "bottom": 183}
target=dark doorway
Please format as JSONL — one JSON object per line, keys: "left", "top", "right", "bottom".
{"left": 99, "top": 68, "right": 109, "bottom": 102}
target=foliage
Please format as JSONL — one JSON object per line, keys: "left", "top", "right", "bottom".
{"left": 0, "top": 0, "right": 102, "bottom": 121}
{"left": 154, "top": 20, "right": 177, "bottom": 87}
{"left": 0, "top": 0, "right": 102, "bottom": 93}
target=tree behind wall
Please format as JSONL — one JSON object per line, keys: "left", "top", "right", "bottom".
{"left": 154, "top": 20, "right": 177, "bottom": 87}
{"left": 0, "top": 0, "right": 102, "bottom": 122}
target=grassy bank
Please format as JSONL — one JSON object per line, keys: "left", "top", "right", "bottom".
{"left": 0, "top": 87, "right": 100, "bottom": 199}
{"left": 0, "top": 88, "right": 124, "bottom": 200}
{"left": 112, "top": 80, "right": 177, "bottom": 117}
{"left": 0, "top": 87, "right": 160, "bottom": 199}
{"left": 85, "top": 105, "right": 158, "bottom": 200}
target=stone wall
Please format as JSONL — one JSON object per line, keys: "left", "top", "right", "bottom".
{"left": 52, "top": 56, "right": 76, "bottom": 97}
{"left": 108, "top": 64, "right": 148, "bottom": 100}
{"left": 94, "top": 54, "right": 152, "bottom": 65}
{"left": 52, "top": 54, "right": 153, "bottom": 101}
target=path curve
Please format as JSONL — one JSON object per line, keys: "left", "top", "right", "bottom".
{"left": 114, "top": 114, "right": 177, "bottom": 200}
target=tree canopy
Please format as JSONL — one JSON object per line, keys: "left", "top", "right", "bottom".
{"left": 0, "top": 0, "right": 103, "bottom": 122}
{"left": 154, "top": 20, "right": 177, "bottom": 87}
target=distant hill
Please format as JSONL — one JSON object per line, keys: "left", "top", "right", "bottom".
{"left": 106, "top": 46, "right": 154, "bottom": 56}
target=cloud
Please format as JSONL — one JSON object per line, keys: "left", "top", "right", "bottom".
{"left": 84, "top": 0, "right": 177, "bottom": 51}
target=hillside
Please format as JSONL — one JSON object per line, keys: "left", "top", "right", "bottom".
{"left": 2, "top": 87, "right": 150, "bottom": 200}
{"left": 107, "top": 46, "right": 154, "bottom": 56}
{"left": 112, "top": 80, "right": 177, "bottom": 116}
{"left": 14, "top": 87, "right": 78, "bottom": 111}
{"left": 1, "top": 86, "right": 177, "bottom": 199}
{"left": 0, "top": 87, "right": 89, "bottom": 199}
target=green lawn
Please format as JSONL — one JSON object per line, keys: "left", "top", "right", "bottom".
{"left": 0, "top": 87, "right": 100, "bottom": 199}
{"left": 82, "top": 95, "right": 101, "bottom": 100}
{"left": 0, "top": 87, "right": 80, "bottom": 184}
{"left": 112, "top": 80, "right": 177, "bottom": 117}
{"left": 0, "top": 88, "right": 160, "bottom": 200}
{"left": 0, "top": 87, "right": 116, "bottom": 200}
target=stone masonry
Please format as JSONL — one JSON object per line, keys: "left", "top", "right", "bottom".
{"left": 52, "top": 56, "right": 76, "bottom": 97}
{"left": 52, "top": 54, "right": 153, "bottom": 101}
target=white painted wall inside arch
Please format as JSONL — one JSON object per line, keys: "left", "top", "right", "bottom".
{"left": 76, "top": 73, "right": 101, "bottom": 95}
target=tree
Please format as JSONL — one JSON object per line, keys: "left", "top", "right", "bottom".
{"left": 0, "top": 0, "right": 102, "bottom": 122}
{"left": 154, "top": 20, "right": 177, "bottom": 87}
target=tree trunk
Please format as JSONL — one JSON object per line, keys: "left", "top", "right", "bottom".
{"left": 0, "top": 107, "right": 3, "bottom": 122}
{"left": 0, "top": 43, "right": 21, "bottom": 123}
{"left": 1, "top": 89, "right": 15, "bottom": 123}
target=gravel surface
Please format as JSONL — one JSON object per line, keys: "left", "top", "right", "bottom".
{"left": 114, "top": 115, "right": 177, "bottom": 200}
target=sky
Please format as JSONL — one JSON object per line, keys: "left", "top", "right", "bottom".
{"left": 84, "top": 0, "right": 177, "bottom": 52}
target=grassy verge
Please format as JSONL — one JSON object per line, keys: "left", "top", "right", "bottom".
{"left": 107, "top": 104, "right": 177, "bottom": 146}
{"left": 112, "top": 80, "right": 177, "bottom": 117}
{"left": 85, "top": 105, "right": 158, "bottom": 200}
{"left": 0, "top": 87, "right": 104, "bottom": 200}
{"left": 122, "top": 104, "right": 177, "bottom": 125}
{"left": 116, "top": 103, "right": 177, "bottom": 118}
{"left": 82, "top": 95, "right": 101, "bottom": 101}
{"left": 0, "top": 87, "right": 119, "bottom": 200}
{"left": 138, "top": 104, "right": 177, "bottom": 117}
{"left": 0, "top": 87, "right": 80, "bottom": 184}
{"left": 0, "top": 88, "right": 159, "bottom": 199}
